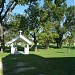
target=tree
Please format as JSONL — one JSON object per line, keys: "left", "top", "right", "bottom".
{"left": 25, "top": 2, "right": 40, "bottom": 51}
{"left": 0, "top": 0, "right": 17, "bottom": 52}
{"left": 43, "top": 0, "right": 67, "bottom": 48}
{"left": 0, "top": 0, "right": 38, "bottom": 52}
{"left": 54, "top": 21, "right": 66, "bottom": 48}
{"left": 38, "top": 21, "right": 55, "bottom": 49}
{"left": 7, "top": 14, "right": 30, "bottom": 41}
{"left": 38, "top": 5, "right": 59, "bottom": 49}
{"left": 64, "top": 6, "right": 75, "bottom": 33}
{"left": 63, "top": 6, "right": 75, "bottom": 47}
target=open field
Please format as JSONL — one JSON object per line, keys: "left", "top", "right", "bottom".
{"left": 0, "top": 46, "right": 75, "bottom": 75}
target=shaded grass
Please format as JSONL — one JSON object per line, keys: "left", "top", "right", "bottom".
{"left": 0, "top": 47, "right": 75, "bottom": 75}
{"left": 2, "top": 54, "right": 75, "bottom": 75}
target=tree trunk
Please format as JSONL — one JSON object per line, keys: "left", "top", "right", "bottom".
{"left": 56, "top": 36, "right": 63, "bottom": 48}
{"left": 0, "top": 21, "right": 5, "bottom": 52}
{"left": 57, "top": 40, "right": 59, "bottom": 48}
{"left": 34, "top": 45, "right": 37, "bottom": 52}
{"left": 59, "top": 41, "right": 62, "bottom": 48}
{"left": 46, "top": 46, "right": 49, "bottom": 49}
{"left": 56, "top": 38, "right": 60, "bottom": 48}
{"left": 34, "top": 32, "right": 37, "bottom": 52}
{"left": 0, "top": 0, "right": 17, "bottom": 53}
{"left": 45, "top": 43, "right": 49, "bottom": 49}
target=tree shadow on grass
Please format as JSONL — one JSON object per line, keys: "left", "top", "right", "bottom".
{"left": 29, "top": 45, "right": 45, "bottom": 51}
{"left": 70, "top": 46, "right": 75, "bottom": 50}
{"left": 63, "top": 46, "right": 75, "bottom": 50}
{"left": 4, "top": 46, "right": 24, "bottom": 53}
{"left": 4, "top": 47, "right": 11, "bottom": 53}
{"left": 2, "top": 54, "right": 75, "bottom": 75}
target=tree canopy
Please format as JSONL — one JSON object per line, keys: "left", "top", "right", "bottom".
{"left": 0, "top": 0, "right": 75, "bottom": 52}
{"left": 0, "top": 0, "right": 38, "bottom": 52}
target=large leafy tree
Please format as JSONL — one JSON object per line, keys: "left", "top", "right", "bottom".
{"left": 63, "top": 6, "right": 75, "bottom": 46}
{"left": 64, "top": 6, "right": 75, "bottom": 34}
{"left": 25, "top": 2, "right": 40, "bottom": 51}
{"left": 9, "top": 14, "right": 29, "bottom": 34}
{"left": 38, "top": 21, "right": 55, "bottom": 49}
{"left": 38, "top": 6, "right": 57, "bottom": 49}
{"left": 0, "top": 0, "right": 37, "bottom": 52}
{"left": 7, "top": 14, "right": 30, "bottom": 44}
{"left": 54, "top": 21, "right": 66, "bottom": 47}
{"left": 53, "top": 0, "right": 67, "bottom": 48}
{"left": 0, "top": 0, "right": 17, "bottom": 52}
{"left": 43, "top": 0, "right": 67, "bottom": 48}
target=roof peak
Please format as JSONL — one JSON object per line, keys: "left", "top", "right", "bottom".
{"left": 19, "top": 30, "right": 22, "bottom": 35}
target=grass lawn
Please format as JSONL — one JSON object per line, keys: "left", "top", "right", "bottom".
{"left": 0, "top": 47, "right": 75, "bottom": 75}
{"left": 30, "top": 47, "right": 75, "bottom": 57}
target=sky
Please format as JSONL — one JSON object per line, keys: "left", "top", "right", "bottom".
{"left": 12, "top": 0, "right": 75, "bottom": 14}
{"left": 66, "top": 0, "right": 75, "bottom": 6}
{"left": 12, "top": 0, "right": 44, "bottom": 14}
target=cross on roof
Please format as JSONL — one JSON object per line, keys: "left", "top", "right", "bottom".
{"left": 19, "top": 30, "right": 22, "bottom": 35}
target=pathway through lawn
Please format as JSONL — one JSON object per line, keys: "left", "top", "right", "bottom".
{"left": 0, "top": 61, "right": 3, "bottom": 75}
{"left": 0, "top": 61, "right": 2, "bottom": 70}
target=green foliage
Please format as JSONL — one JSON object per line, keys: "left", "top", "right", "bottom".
{"left": 54, "top": 21, "right": 66, "bottom": 47}
{"left": 0, "top": 0, "right": 39, "bottom": 52}
{"left": 55, "top": 22, "right": 66, "bottom": 35}
{"left": 14, "top": 0, "right": 37, "bottom": 5}
{"left": 38, "top": 32, "right": 53, "bottom": 48}
{"left": 72, "top": 31, "right": 75, "bottom": 38}
{"left": 4, "top": 28, "right": 18, "bottom": 43}
{"left": 25, "top": 2, "right": 41, "bottom": 51}
{"left": 44, "top": 0, "right": 67, "bottom": 21}
{"left": 54, "top": 0, "right": 66, "bottom": 7}
{"left": 25, "top": 2, "right": 40, "bottom": 30}
{"left": 40, "top": 8, "right": 48, "bottom": 22}
{"left": 63, "top": 6, "right": 75, "bottom": 47}
{"left": 38, "top": 21, "right": 55, "bottom": 49}
{"left": 9, "top": 14, "right": 29, "bottom": 35}
{"left": 53, "top": 32, "right": 59, "bottom": 39}
{"left": 0, "top": 0, "right": 2, "bottom": 3}
{"left": 3, "top": 0, "right": 75, "bottom": 50}
{"left": 43, "top": 0, "right": 67, "bottom": 48}
{"left": 64, "top": 6, "right": 75, "bottom": 32}
{"left": 38, "top": 0, "right": 67, "bottom": 48}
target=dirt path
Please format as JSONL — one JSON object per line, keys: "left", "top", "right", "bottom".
{"left": 0, "top": 61, "right": 2, "bottom": 70}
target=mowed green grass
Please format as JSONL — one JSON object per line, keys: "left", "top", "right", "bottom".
{"left": 0, "top": 47, "right": 75, "bottom": 59}
{"left": 30, "top": 48, "right": 75, "bottom": 57}
{"left": 0, "top": 47, "right": 75, "bottom": 75}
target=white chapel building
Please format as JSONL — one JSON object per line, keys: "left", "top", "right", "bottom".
{"left": 5, "top": 30, "right": 32, "bottom": 54}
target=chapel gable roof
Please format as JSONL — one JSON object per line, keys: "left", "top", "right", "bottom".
{"left": 6, "top": 30, "right": 32, "bottom": 45}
